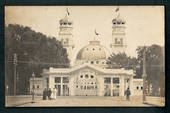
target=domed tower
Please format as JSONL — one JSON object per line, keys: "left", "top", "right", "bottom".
{"left": 58, "top": 9, "right": 75, "bottom": 61}
{"left": 110, "top": 8, "right": 127, "bottom": 54}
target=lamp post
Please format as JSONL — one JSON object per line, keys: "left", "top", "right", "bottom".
{"left": 142, "top": 47, "right": 147, "bottom": 103}
{"left": 13, "top": 53, "right": 17, "bottom": 95}
{"left": 32, "top": 72, "right": 35, "bottom": 103}
{"left": 6, "top": 85, "right": 9, "bottom": 104}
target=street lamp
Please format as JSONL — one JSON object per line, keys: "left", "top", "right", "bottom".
{"left": 6, "top": 85, "right": 9, "bottom": 104}
{"left": 142, "top": 47, "right": 147, "bottom": 103}
{"left": 32, "top": 72, "right": 35, "bottom": 103}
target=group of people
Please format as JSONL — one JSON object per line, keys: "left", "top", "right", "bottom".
{"left": 42, "top": 87, "right": 131, "bottom": 101}
{"left": 42, "top": 88, "right": 58, "bottom": 100}
{"left": 42, "top": 88, "right": 52, "bottom": 100}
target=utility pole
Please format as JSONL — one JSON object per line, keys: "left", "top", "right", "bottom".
{"left": 142, "top": 47, "right": 147, "bottom": 102}
{"left": 13, "top": 53, "right": 17, "bottom": 95}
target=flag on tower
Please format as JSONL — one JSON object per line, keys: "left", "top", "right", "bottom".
{"left": 115, "top": 7, "right": 119, "bottom": 12}
{"left": 66, "top": 8, "right": 70, "bottom": 15}
{"left": 95, "top": 30, "right": 100, "bottom": 36}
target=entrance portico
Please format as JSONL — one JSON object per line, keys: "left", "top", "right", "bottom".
{"left": 41, "top": 64, "right": 134, "bottom": 97}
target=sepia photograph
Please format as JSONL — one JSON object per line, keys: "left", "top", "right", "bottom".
{"left": 5, "top": 6, "right": 165, "bottom": 107}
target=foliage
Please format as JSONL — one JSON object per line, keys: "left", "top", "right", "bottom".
{"left": 106, "top": 52, "right": 137, "bottom": 70}
{"left": 5, "top": 24, "right": 70, "bottom": 95}
{"left": 136, "top": 45, "right": 165, "bottom": 96}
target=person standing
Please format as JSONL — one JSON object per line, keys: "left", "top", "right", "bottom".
{"left": 42, "top": 88, "right": 47, "bottom": 100}
{"left": 48, "top": 88, "right": 52, "bottom": 100}
{"left": 53, "top": 88, "right": 57, "bottom": 99}
{"left": 125, "top": 87, "right": 131, "bottom": 101}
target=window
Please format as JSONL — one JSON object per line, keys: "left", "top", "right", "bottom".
{"left": 102, "top": 62, "right": 105, "bottom": 64}
{"left": 68, "top": 22, "right": 72, "bottom": 25}
{"left": 141, "top": 87, "right": 143, "bottom": 90}
{"left": 63, "top": 77, "right": 69, "bottom": 83}
{"left": 120, "top": 38, "right": 123, "bottom": 44}
{"left": 117, "top": 22, "right": 121, "bottom": 24}
{"left": 37, "top": 85, "right": 39, "bottom": 89}
{"left": 115, "top": 38, "right": 117, "bottom": 44}
{"left": 85, "top": 74, "right": 88, "bottom": 78}
{"left": 63, "top": 22, "right": 67, "bottom": 25}
{"left": 99, "top": 48, "right": 101, "bottom": 51}
{"left": 91, "top": 61, "right": 94, "bottom": 64}
{"left": 113, "top": 78, "right": 119, "bottom": 84}
{"left": 55, "top": 77, "right": 61, "bottom": 83}
{"left": 113, "top": 22, "right": 116, "bottom": 24}
{"left": 66, "top": 38, "right": 69, "bottom": 43}
{"left": 76, "top": 85, "right": 78, "bottom": 88}
{"left": 80, "top": 75, "right": 83, "bottom": 78}
{"left": 96, "top": 61, "right": 99, "bottom": 64}
{"left": 93, "top": 48, "right": 95, "bottom": 50}
{"left": 86, "top": 48, "right": 88, "bottom": 51}
{"left": 137, "top": 86, "right": 139, "bottom": 90}
{"left": 84, "top": 86, "right": 86, "bottom": 89}
{"left": 91, "top": 75, "right": 94, "bottom": 78}
{"left": 104, "top": 78, "right": 111, "bottom": 84}
{"left": 122, "top": 22, "right": 125, "bottom": 24}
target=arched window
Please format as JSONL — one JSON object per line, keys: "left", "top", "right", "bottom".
{"left": 91, "top": 75, "right": 94, "bottom": 78}
{"left": 85, "top": 74, "right": 88, "bottom": 78}
{"left": 117, "top": 22, "right": 121, "bottom": 24}
{"left": 136, "top": 86, "right": 139, "bottom": 90}
{"left": 141, "top": 87, "right": 143, "bottom": 90}
{"left": 91, "top": 61, "right": 94, "bottom": 64}
{"left": 96, "top": 61, "right": 99, "bottom": 64}
{"left": 80, "top": 75, "right": 83, "bottom": 78}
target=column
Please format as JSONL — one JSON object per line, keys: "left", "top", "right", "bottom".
{"left": 130, "top": 76, "right": 134, "bottom": 96}
{"left": 49, "top": 76, "right": 54, "bottom": 90}
{"left": 111, "top": 77, "right": 113, "bottom": 96}
{"left": 69, "top": 76, "right": 75, "bottom": 96}
{"left": 98, "top": 76, "right": 104, "bottom": 96}
{"left": 61, "top": 77, "right": 63, "bottom": 96}
{"left": 120, "top": 76, "right": 124, "bottom": 96}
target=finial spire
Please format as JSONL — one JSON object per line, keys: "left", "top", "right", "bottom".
{"left": 94, "top": 29, "right": 100, "bottom": 40}
{"left": 66, "top": 8, "right": 70, "bottom": 16}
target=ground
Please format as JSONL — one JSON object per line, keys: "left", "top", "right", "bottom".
{"left": 6, "top": 95, "right": 165, "bottom": 107}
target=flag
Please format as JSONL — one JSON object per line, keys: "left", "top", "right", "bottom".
{"left": 115, "top": 7, "right": 119, "bottom": 12}
{"left": 95, "top": 30, "right": 99, "bottom": 36}
{"left": 66, "top": 8, "right": 70, "bottom": 15}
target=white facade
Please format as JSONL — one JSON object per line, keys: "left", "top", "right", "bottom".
{"left": 29, "top": 8, "right": 143, "bottom": 97}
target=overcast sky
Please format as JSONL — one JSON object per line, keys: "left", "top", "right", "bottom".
{"left": 5, "top": 6, "right": 164, "bottom": 61}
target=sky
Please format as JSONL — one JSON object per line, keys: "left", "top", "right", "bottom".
{"left": 5, "top": 6, "right": 164, "bottom": 61}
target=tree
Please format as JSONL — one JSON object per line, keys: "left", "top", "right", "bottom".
{"left": 5, "top": 24, "right": 70, "bottom": 95}
{"left": 106, "top": 52, "right": 137, "bottom": 70}
{"left": 136, "top": 45, "right": 165, "bottom": 96}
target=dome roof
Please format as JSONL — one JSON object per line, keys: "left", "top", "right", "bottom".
{"left": 59, "top": 16, "right": 73, "bottom": 24}
{"left": 76, "top": 40, "right": 107, "bottom": 61}
{"left": 112, "top": 14, "right": 126, "bottom": 24}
